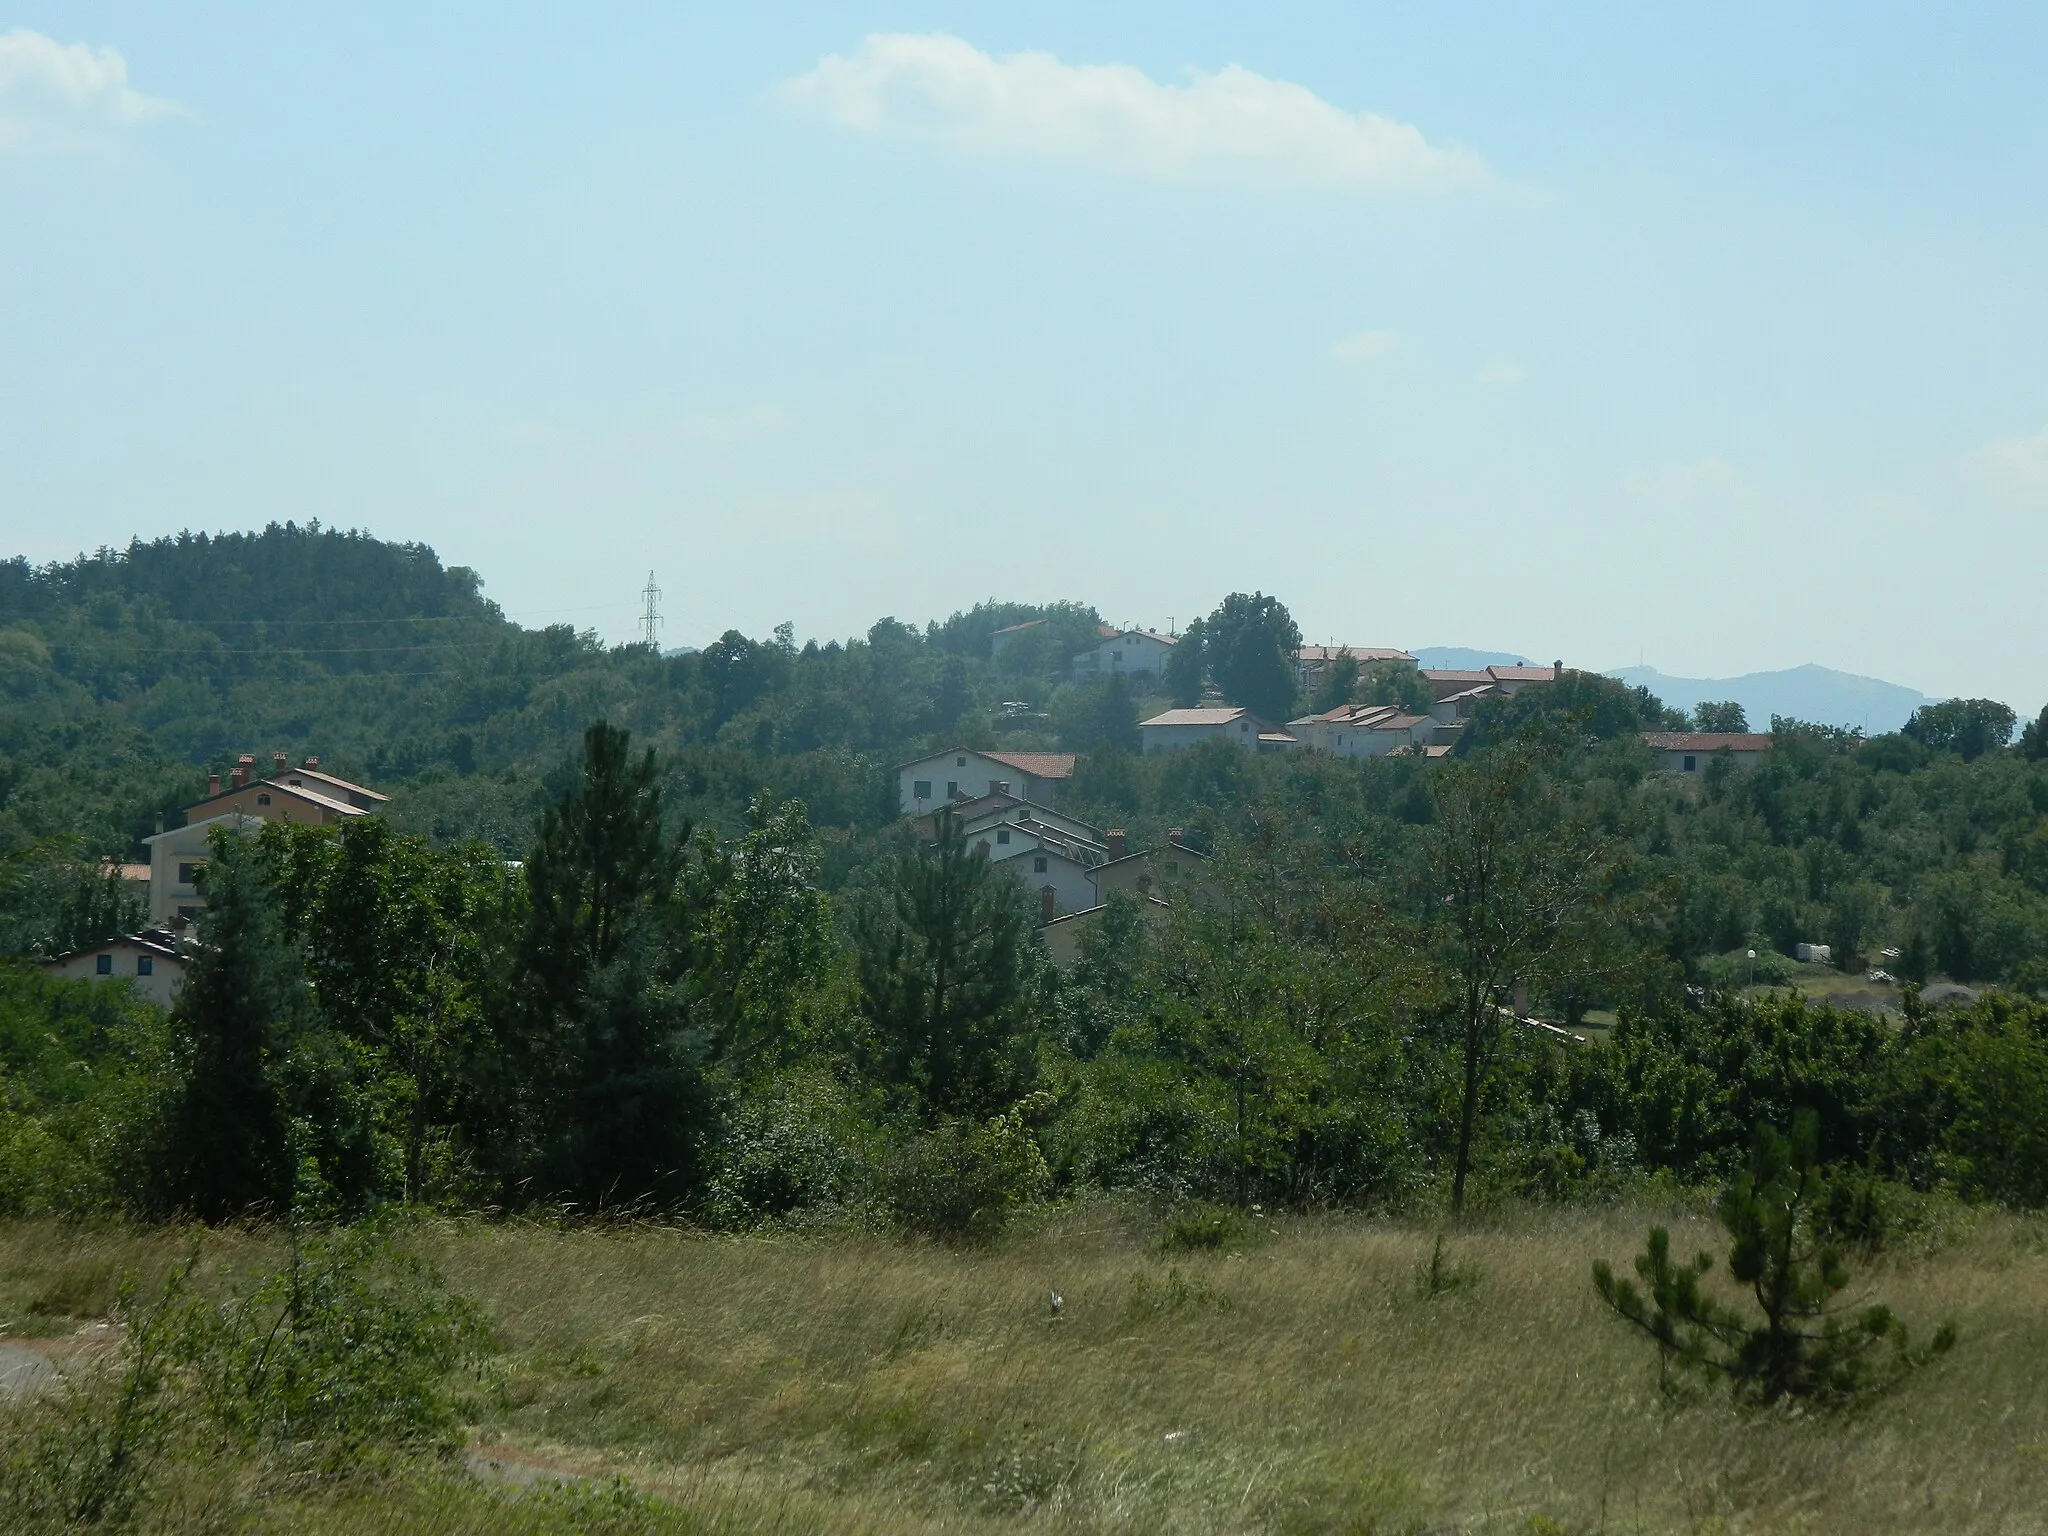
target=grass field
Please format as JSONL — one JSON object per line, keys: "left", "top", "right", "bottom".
{"left": 4, "top": 1198, "right": 2047, "bottom": 1534}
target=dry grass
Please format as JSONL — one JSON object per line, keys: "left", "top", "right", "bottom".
{"left": 6, "top": 1200, "right": 2048, "bottom": 1533}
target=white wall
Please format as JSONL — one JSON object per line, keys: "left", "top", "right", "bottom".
{"left": 45, "top": 945, "right": 185, "bottom": 1008}
{"left": 898, "top": 752, "right": 1058, "bottom": 814}
{"left": 1141, "top": 719, "right": 1257, "bottom": 754}
{"left": 1072, "top": 632, "right": 1174, "bottom": 679}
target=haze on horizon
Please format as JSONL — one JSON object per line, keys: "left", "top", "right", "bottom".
{"left": 3, "top": 5, "right": 2045, "bottom": 713}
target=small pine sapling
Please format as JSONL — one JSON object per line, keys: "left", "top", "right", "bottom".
{"left": 1594, "top": 1110, "right": 1954, "bottom": 1404}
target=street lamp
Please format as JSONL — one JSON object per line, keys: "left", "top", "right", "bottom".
{"left": 1747, "top": 948, "right": 1757, "bottom": 988}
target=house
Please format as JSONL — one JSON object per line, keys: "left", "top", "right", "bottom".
{"left": 1420, "top": 663, "right": 1561, "bottom": 701}
{"left": 1294, "top": 645, "right": 1415, "bottom": 692}
{"left": 1139, "top": 707, "right": 1297, "bottom": 754}
{"left": 143, "top": 752, "right": 386, "bottom": 927}
{"left": 919, "top": 795, "right": 1108, "bottom": 920}
{"left": 1640, "top": 732, "right": 1774, "bottom": 775}
{"left": 42, "top": 932, "right": 187, "bottom": 1008}
{"left": 1071, "top": 628, "right": 1177, "bottom": 680}
{"left": 1039, "top": 833, "right": 1212, "bottom": 966}
{"left": 142, "top": 811, "right": 264, "bottom": 928}
{"left": 1287, "top": 703, "right": 1435, "bottom": 759}
{"left": 897, "top": 748, "right": 1077, "bottom": 815}
{"left": 913, "top": 791, "right": 1108, "bottom": 850}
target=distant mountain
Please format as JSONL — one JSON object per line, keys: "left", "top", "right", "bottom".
{"left": 1604, "top": 664, "right": 1934, "bottom": 735}
{"left": 1411, "top": 646, "right": 1542, "bottom": 670}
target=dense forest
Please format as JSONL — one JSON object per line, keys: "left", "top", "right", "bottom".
{"left": 2, "top": 523, "right": 2047, "bottom": 1231}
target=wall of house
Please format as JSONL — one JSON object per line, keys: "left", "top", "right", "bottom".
{"left": 898, "top": 755, "right": 1060, "bottom": 814}
{"left": 978, "top": 841, "right": 1095, "bottom": 916}
{"left": 195, "top": 782, "right": 346, "bottom": 827}
{"left": 45, "top": 945, "right": 185, "bottom": 1008}
{"left": 1072, "top": 633, "right": 1173, "bottom": 678}
{"left": 1141, "top": 720, "right": 1257, "bottom": 755}
{"left": 1654, "top": 748, "right": 1769, "bottom": 775}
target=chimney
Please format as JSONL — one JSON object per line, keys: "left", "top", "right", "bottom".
{"left": 1107, "top": 829, "right": 1127, "bottom": 860}
{"left": 274, "top": 751, "right": 288, "bottom": 778}
{"left": 1553, "top": 659, "right": 1563, "bottom": 678}
{"left": 1167, "top": 827, "right": 1184, "bottom": 847}
{"left": 303, "top": 756, "right": 320, "bottom": 769}
{"left": 232, "top": 753, "right": 254, "bottom": 789}
{"left": 1513, "top": 980, "right": 1529, "bottom": 1018}
{"left": 207, "top": 774, "right": 221, "bottom": 798}
{"left": 1041, "top": 885, "right": 1057, "bottom": 924}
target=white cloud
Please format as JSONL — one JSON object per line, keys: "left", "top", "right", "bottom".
{"left": 781, "top": 33, "right": 1487, "bottom": 193}
{"left": 0, "top": 28, "right": 175, "bottom": 154}
{"left": 1329, "top": 329, "right": 1401, "bottom": 367}
{"left": 1475, "top": 356, "right": 1527, "bottom": 388}
{"left": 1626, "top": 457, "right": 1743, "bottom": 505}
{"left": 1978, "top": 423, "right": 2048, "bottom": 494}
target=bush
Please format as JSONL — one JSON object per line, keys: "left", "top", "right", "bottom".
{"left": 1157, "top": 1200, "right": 1256, "bottom": 1253}
{"left": 702, "top": 1069, "right": 869, "bottom": 1228}
{"left": 1698, "top": 947, "right": 1795, "bottom": 991}
{"left": 884, "top": 1102, "right": 1050, "bottom": 1243}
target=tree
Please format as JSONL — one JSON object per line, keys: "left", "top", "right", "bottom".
{"left": 1163, "top": 618, "right": 1207, "bottom": 707}
{"left": 522, "top": 721, "right": 703, "bottom": 1206}
{"left": 1358, "top": 659, "right": 1434, "bottom": 715}
{"left": 1422, "top": 746, "right": 1634, "bottom": 1214}
{"left": 1055, "top": 675, "right": 1141, "bottom": 753}
{"left": 687, "top": 791, "right": 833, "bottom": 1069}
{"left": 1204, "top": 593, "right": 1301, "bottom": 723}
{"left": 156, "top": 833, "right": 304, "bottom": 1218}
{"left": 1693, "top": 700, "right": 1749, "bottom": 733}
{"left": 263, "top": 817, "right": 513, "bottom": 1203}
{"left": 1308, "top": 654, "right": 1360, "bottom": 714}
{"left": 1903, "top": 698, "right": 2018, "bottom": 761}
{"left": 1458, "top": 671, "right": 1675, "bottom": 754}
{"left": 2021, "top": 705, "right": 2048, "bottom": 760}
{"left": 1595, "top": 1111, "right": 1952, "bottom": 1402}
{"left": 853, "top": 811, "right": 1036, "bottom": 1122}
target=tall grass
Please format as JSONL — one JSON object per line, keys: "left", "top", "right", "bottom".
{"left": 4, "top": 1200, "right": 2046, "bottom": 1532}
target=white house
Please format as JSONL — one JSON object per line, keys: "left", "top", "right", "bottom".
{"left": 42, "top": 933, "right": 187, "bottom": 1008}
{"left": 968, "top": 825, "right": 1100, "bottom": 917}
{"left": 1138, "top": 707, "right": 1296, "bottom": 755}
{"left": 1640, "top": 732, "right": 1775, "bottom": 775}
{"left": 1287, "top": 703, "right": 1435, "bottom": 759}
{"left": 915, "top": 790, "right": 1105, "bottom": 849}
{"left": 1070, "top": 628, "right": 1177, "bottom": 680}
{"left": 897, "top": 748, "right": 1076, "bottom": 816}
{"left": 142, "top": 811, "right": 264, "bottom": 928}
{"left": 1294, "top": 645, "right": 1414, "bottom": 693}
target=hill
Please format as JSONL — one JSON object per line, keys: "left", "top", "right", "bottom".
{"left": 1605, "top": 662, "right": 1935, "bottom": 734}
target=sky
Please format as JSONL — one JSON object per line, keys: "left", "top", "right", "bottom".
{"left": 2, "top": 4, "right": 2045, "bottom": 711}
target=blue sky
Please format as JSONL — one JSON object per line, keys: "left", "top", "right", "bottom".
{"left": 4, "top": 5, "right": 2045, "bottom": 711}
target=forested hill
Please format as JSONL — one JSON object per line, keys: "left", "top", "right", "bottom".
{"left": 0, "top": 523, "right": 1114, "bottom": 860}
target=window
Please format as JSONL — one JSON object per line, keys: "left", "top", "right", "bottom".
{"left": 137, "top": 956, "right": 153, "bottom": 976}
{"left": 1683, "top": 755, "right": 1697, "bottom": 772}
{"left": 913, "top": 780, "right": 932, "bottom": 799}
{"left": 1033, "top": 856, "right": 1048, "bottom": 873}
{"left": 997, "top": 828, "right": 1011, "bottom": 845}
{"left": 1240, "top": 721, "right": 1249, "bottom": 732}
{"left": 1165, "top": 861, "right": 1179, "bottom": 875}
{"left": 1111, "top": 650, "right": 1122, "bottom": 663}
{"left": 956, "top": 755, "right": 967, "bottom": 767}
{"left": 96, "top": 954, "right": 113, "bottom": 975}
{"left": 256, "top": 792, "right": 272, "bottom": 806}
{"left": 946, "top": 780, "right": 958, "bottom": 799}
{"left": 178, "top": 906, "right": 200, "bottom": 920}
{"left": 177, "top": 862, "right": 203, "bottom": 885}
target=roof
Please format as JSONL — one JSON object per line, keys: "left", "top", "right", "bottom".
{"left": 982, "top": 750, "right": 1076, "bottom": 780}
{"left": 1640, "top": 732, "right": 1775, "bottom": 753}
{"left": 1257, "top": 732, "right": 1299, "bottom": 745}
{"left": 1298, "top": 646, "right": 1411, "bottom": 666}
{"left": 1488, "top": 664, "right": 1560, "bottom": 683}
{"left": 1093, "top": 628, "right": 1176, "bottom": 647}
{"left": 1141, "top": 707, "right": 1253, "bottom": 727}
{"left": 185, "top": 777, "right": 366, "bottom": 820}
{"left": 1421, "top": 669, "right": 1494, "bottom": 684}
{"left": 145, "top": 810, "right": 266, "bottom": 845}
{"left": 991, "top": 619, "right": 1046, "bottom": 636}
{"left": 282, "top": 767, "right": 389, "bottom": 804}
{"left": 43, "top": 932, "right": 185, "bottom": 965}
{"left": 897, "top": 747, "right": 1075, "bottom": 779}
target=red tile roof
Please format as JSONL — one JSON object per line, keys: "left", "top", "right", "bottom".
{"left": 1142, "top": 707, "right": 1253, "bottom": 727}
{"left": 1640, "top": 732, "right": 1775, "bottom": 753}
{"left": 1297, "top": 645, "right": 1415, "bottom": 664}
{"left": 983, "top": 750, "right": 1077, "bottom": 779}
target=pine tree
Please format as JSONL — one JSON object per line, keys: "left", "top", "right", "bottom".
{"left": 1594, "top": 1110, "right": 1954, "bottom": 1403}
{"left": 854, "top": 810, "right": 1035, "bottom": 1122}
{"left": 156, "top": 834, "right": 302, "bottom": 1218}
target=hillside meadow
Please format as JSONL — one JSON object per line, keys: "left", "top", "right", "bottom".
{"left": 4, "top": 1198, "right": 2045, "bottom": 1535}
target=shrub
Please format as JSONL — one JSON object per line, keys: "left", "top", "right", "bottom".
{"left": 1698, "top": 947, "right": 1795, "bottom": 991}
{"left": 702, "top": 1069, "right": 868, "bottom": 1227}
{"left": 884, "top": 1101, "right": 1050, "bottom": 1243}
{"left": 1157, "top": 1200, "right": 1256, "bottom": 1253}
